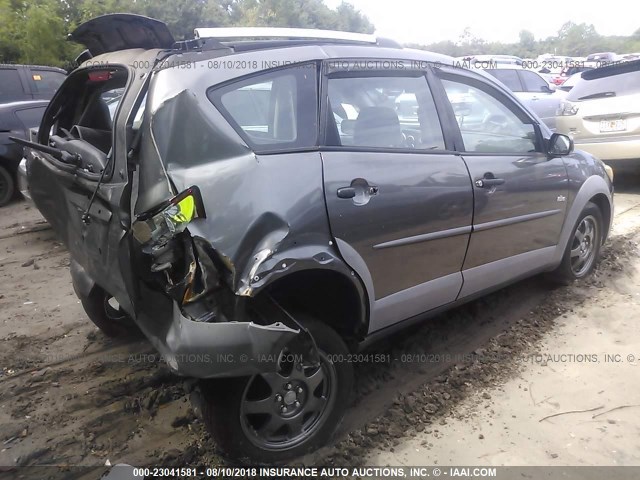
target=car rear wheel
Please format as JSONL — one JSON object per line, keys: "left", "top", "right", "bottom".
{"left": 80, "top": 286, "right": 139, "bottom": 337}
{"left": 0, "top": 165, "right": 15, "bottom": 207}
{"left": 200, "top": 319, "right": 353, "bottom": 463}
{"left": 552, "top": 202, "right": 603, "bottom": 283}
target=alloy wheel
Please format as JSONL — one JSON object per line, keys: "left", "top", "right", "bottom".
{"left": 239, "top": 349, "right": 336, "bottom": 450}
{"left": 570, "top": 214, "right": 599, "bottom": 277}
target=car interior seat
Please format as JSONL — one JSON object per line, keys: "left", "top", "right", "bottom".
{"left": 353, "top": 106, "right": 404, "bottom": 148}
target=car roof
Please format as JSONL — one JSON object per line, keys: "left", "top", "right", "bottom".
{"left": 0, "top": 64, "right": 66, "bottom": 73}
{"left": 582, "top": 59, "right": 640, "bottom": 80}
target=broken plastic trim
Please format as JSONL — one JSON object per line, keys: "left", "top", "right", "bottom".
{"left": 132, "top": 186, "right": 205, "bottom": 245}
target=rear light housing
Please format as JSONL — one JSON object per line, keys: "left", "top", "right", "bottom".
{"left": 557, "top": 102, "right": 579, "bottom": 116}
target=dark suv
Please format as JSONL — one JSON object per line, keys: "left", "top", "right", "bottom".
{"left": 0, "top": 64, "right": 66, "bottom": 103}
{"left": 19, "top": 14, "right": 614, "bottom": 462}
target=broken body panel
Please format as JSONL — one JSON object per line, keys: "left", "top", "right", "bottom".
{"left": 24, "top": 17, "right": 613, "bottom": 381}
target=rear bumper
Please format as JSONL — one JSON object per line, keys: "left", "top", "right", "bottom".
{"left": 145, "top": 301, "right": 299, "bottom": 379}
{"left": 71, "top": 258, "right": 299, "bottom": 379}
{"left": 573, "top": 137, "right": 640, "bottom": 161}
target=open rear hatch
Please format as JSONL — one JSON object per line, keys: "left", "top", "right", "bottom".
{"left": 68, "top": 13, "right": 175, "bottom": 56}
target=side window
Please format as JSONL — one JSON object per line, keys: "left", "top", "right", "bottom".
{"left": 209, "top": 65, "right": 318, "bottom": 152}
{"left": 29, "top": 69, "right": 65, "bottom": 95}
{"left": 0, "top": 69, "right": 25, "bottom": 101}
{"left": 15, "top": 107, "right": 46, "bottom": 129}
{"left": 441, "top": 78, "right": 537, "bottom": 154}
{"left": 487, "top": 69, "right": 522, "bottom": 91}
{"left": 326, "top": 74, "right": 445, "bottom": 150}
{"left": 519, "top": 71, "right": 548, "bottom": 93}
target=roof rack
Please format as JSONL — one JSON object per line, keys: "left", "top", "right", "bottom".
{"left": 194, "top": 27, "right": 378, "bottom": 44}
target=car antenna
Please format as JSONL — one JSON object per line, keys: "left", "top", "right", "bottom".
{"left": 82, "top": 153, "right": 113, "bottom": 224}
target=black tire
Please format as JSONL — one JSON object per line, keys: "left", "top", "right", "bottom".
{"left": 552, "top": 201, "right": 603, "bottom": 284}
{"left": 201, "top": 319, "right": 354, "bottom": 463}
{"left": 80, "top": 286, "right": 139, "bottom": 337}
{"left": 0, "top": 165, "right": 15, "bottom": 207}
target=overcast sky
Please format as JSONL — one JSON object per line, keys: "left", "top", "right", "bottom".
{"left": 325, "top": 0, "right": 638, "bottom": 45}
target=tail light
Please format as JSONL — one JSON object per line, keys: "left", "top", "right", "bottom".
{"left": 557, "top": 102, "right": 579, "bottom": 116}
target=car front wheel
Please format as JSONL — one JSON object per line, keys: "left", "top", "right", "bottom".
{"left": 201, "top": 319, "right": 353, "bottom": 463}
{"left": 553, "top": 201, "right": 603, "bottom": 283}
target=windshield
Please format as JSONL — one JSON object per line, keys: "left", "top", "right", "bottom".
{"left": 567, "top": 69, "right": 640, "bottom": 101}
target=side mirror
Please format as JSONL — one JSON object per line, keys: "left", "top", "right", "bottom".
{"left": 542, "top": 84, "right": 556, "bottom": 93}
{"left": 547, "top": 133, "right": 573, "bottom": 157}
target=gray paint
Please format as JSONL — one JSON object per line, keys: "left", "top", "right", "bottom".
{"left": 461, "top": 153, "right": 569, "bottom": 269}
{"left": 369, "top": 272, "right": 461, "bottom": 332}
{"left": 322, "top": 150, "right": 473, "bottom": 299}
{"left": 459, "top": 245, "right": 556, "bottom": 298}
{"left": 24, "top": 28, "right": 614, "bottom": 383}
{"left": 373, "top": 225, "right": 472, "bottom": 249}
{"left": 473, "top": 209, "right": 562, "bottom": 232}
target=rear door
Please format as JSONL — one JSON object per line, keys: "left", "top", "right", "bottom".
{"left": 320, "top": 61, "right": 474, "bottom": 332}
{"left": 434, "top": 67, "right": 569, "bottom": 298}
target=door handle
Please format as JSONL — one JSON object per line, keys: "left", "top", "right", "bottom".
{"left": 337, "top": 187, "right": 356, "bottom": 199}
{"left": 475, "top": 177, "right": 505, "bottom": 188}
{"left": 337, "top": 184, "right": 379, "bottom": 199}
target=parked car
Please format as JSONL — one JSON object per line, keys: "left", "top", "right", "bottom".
{"left": 0, "top": 100, "right": 48, "bottom": 205}
{"left": 0, "top": 64, "right": 65, "bottom": 103}
{"left": 18, "top": 14, "right": 614, "bottom": 462}
{"left": 556, "top": 59, "right": 640, "bottom": 164}
{"left": 482, "top": 67, "right": 561, "bottom": 130}
{"left": 585, "top": 52, "right": 617, "bottom": 65}
{"left": 551, "top": 65, "right": 594, "bottom": 85}
{"left": 556, "top": 72, "right": 584, "bottom": 95}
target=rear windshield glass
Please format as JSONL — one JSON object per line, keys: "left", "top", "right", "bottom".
{"left": 567, "top": 69, "right": 640, "bottom": 101}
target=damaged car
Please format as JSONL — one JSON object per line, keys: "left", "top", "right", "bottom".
{"left": 15, "top": 14, "right": 614, "bottom": 462}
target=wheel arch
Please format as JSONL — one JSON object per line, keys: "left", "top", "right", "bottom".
{"left": 554, "top": 175, "right": 613, "bottom": 265}
{"left": 589, "top": 192, "right": 612, "bottom": 243}
{"left": 258, "top": 267, "right": 369, "bottom": 345}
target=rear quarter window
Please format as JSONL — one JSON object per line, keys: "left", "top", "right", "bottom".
{"left": 208, "top": 64, "right": 318, "bottom": 153}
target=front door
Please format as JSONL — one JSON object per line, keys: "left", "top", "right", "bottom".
{"left": 436, "top": 69, "right": 568, "bottom": 298}
{"left": 320, "top": 63, "right": 474, "bottom": 332}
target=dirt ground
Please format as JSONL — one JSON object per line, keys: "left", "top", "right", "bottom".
{"left": 1, "top": 178, "right": 640, "bottom": 477}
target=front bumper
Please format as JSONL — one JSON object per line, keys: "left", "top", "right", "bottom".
{"left": 140, "top": 301, "right": 300, "bottom": 379}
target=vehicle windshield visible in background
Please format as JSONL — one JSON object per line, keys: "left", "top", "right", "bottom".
{"left": 567, "top": 68, "right": 640, "bottom": 101}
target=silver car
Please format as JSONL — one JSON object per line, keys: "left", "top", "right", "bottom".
{"left": 484, "top": 67, "right": 561, "bottom": 131}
